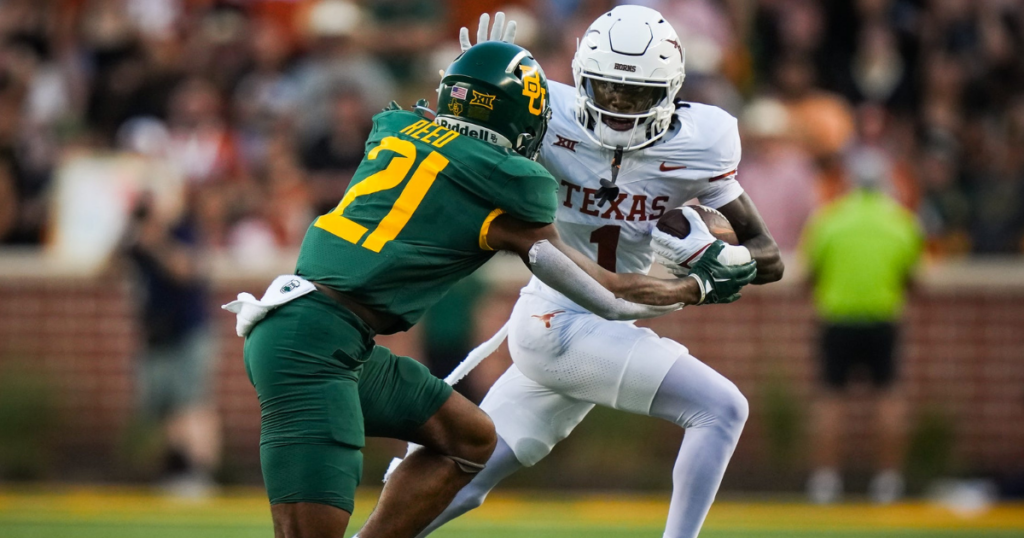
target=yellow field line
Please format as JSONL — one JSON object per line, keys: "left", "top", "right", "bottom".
{"left": 0, "top": 486, "right": 1022, "bottom": 530}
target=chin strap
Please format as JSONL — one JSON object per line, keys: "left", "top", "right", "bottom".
{"left": 596, "top": 145, "right": 624, "bottom": 207}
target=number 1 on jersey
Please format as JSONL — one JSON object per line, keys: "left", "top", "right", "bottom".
{"left": 315, "top": 136, "right": 449, "bottom": 253}
{"left": 590, "top": 224, "right": 620, "bottom": 271}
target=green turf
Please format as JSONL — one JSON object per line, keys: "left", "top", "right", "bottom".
{"left": 2, "top": 488, "right": 1022, "bottom": 538}
{"left": 0, "top": 521, "right": 1021, "bottom": 538}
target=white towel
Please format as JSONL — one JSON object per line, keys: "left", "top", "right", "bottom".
{"left": 222, "top": 275, "right": 317, "bottom": 337}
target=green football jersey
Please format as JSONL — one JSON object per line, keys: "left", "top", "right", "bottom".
{"left": 296, "top": 110, "right": 558, "bottom": 332}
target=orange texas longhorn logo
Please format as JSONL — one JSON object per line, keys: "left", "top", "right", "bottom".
{"left": 531, "top": 310, "right": 565, "bottom": 328}
{"left": 666, "top": 39, "right": 684, "bottom": 60}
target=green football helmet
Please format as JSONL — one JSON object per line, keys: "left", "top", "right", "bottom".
{"left": 436, "top": 41, "right": 551, "bottom": 160}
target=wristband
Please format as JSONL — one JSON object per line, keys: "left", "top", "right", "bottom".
{"left": 686, "top": 273, "right": 707, "bottom": 305}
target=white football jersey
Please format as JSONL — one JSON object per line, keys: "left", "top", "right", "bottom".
{"left": 523, "top": 81, "right": 745, "bottom": 307}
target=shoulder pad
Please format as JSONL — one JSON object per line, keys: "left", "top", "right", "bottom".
{"left": 657, "top": 103, "right": 740, "bottom": 175}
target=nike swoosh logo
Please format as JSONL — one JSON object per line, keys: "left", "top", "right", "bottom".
{"left": 660, "top": 162, "right": 687, "bottom": 172}
{"left": 713, "top": 278, "right": 730, "bottom": 283}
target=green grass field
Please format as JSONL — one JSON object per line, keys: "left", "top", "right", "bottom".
{"left": 1, "top": 487, "right": 1022, "bottom": 538}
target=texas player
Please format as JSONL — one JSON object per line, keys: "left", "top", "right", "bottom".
{"left": 420, "top": 7, "right": 783, "bottom": 538}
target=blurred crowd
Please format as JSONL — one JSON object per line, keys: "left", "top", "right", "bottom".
{"left": 1, "top": 0, "right": 1023, "bottom": 257}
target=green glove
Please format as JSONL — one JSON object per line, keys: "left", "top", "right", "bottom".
{"left": 383, "top": 100, "right": 402, "bottom": 112}
{"left": 687, "top": 241, "right": 757, "bottom": 305}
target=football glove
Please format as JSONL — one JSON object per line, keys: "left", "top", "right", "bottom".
{"left": 652, "top": 206, "right": 752, "bottom": 276}
{"left": 686, "top": 241, "right": 758, "bottom": 305}
{"left": 459, "top": 12, "right": 516, "bottom": 52}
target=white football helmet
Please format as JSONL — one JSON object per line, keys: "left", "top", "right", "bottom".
{"left": 572, "top": 5, "right": 685, "bottom": 151}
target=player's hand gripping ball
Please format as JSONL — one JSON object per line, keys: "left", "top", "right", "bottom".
{"left": 652, "top": 205, "right": 750, "bottom": 277}
{"left": 686, "top": 242, "right": 758, "bottom": 305}
{"left": 657, "top": 205, "right": 738, "bottom": 245}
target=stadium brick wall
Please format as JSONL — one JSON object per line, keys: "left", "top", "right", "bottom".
{"left": 1, "top": 276, "right": 1022, "bottom": 487}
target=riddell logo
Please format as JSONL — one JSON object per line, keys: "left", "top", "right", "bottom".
{"left": 614, "top": 63, "right": 637, "bottom": 72}
{"left": 436, "top": 118, "right": 501, "bottom": 145}
{"left": 553, "top": 135, "right": 579, "bottom": 152}
{"left": 531, "top": 310, "right": 565, "bottom": 328}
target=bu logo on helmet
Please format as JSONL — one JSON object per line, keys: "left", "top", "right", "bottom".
{"left": 447, "top": 100, "right": 464, "bottom": 116}
{"left": 521, "top": 66, "right": 546, "bottom": 116}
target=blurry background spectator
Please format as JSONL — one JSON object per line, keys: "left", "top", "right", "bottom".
{"left": 801, "top": 147, "right": 924, "bottom": 505}
{"left": 299, "top": 85, "right": 372, "bottom": 214}
{"left": 122, "top": 192, "right": 221, "bottom": 496}
{"left": 291, "top": 0, "right": 396, "bottom": 145}
{"left": 0, "top": 0, "right": 1021, "bottom": 256}
{"left": 737, "top": 97, "right": 817, "bottom": 252}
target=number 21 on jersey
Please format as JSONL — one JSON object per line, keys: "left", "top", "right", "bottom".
{"left": 314, "top": 136, "right": 449, "bottom": 253}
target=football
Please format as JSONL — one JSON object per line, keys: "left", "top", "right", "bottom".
{"left": 656, "top": 205, "right": 739, "bottom": 245}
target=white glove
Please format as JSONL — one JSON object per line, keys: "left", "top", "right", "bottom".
{"left": 459, "top": 12, "right": 516, "bottom": 52}
{"left": 652, "top": 206, "right": 752, "bottom": 277}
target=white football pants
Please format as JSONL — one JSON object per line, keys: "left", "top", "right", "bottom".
{"left": 418, "top": 293, "right": 749, "bottom": 538}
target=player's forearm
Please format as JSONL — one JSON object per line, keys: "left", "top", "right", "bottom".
{"left": 607, "top": 272, "right": 701, "bottom": 306}
{"left": 742, "top": 234, "right": 784, "bottom": 284}
{"left": 551, "top": 238, "right": 699, "bottom": 305}
{"left": 717, "top": 194, "right": 784, "bottom": 285}
{"left": 487, "top": 216, "right": 694, "bottom": 311}
{"left": 528, "top": 241, "right": 683, "bottom": 320}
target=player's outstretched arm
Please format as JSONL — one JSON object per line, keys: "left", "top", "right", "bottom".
{"left": 716, "top": 193, "right": 784, "bottom": 284}
{"left": 486, "top": 214, "right": 752, "bottom": 317}
{"left": 485, "top": 215, "right": 688, "bottom": 318}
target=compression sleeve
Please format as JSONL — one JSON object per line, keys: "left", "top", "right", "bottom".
{"left": 528, "top": 240, "right": 684, "bottom": 320}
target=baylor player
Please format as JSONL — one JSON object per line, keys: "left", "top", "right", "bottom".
{"left": 228, "top": 42, "right": 757, "bottom": 538}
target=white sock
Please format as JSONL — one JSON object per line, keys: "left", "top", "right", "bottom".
{"left": 647, "top": 354, "right": 749, "bottom": 538}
